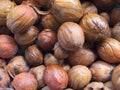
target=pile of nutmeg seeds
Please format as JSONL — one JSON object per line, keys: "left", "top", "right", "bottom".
{"left": 0, "top": 0, "right": 120, "bottom": 90}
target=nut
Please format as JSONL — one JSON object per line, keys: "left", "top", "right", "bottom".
{"left": 99, "top": 12, "right": 110, "bottom": 23}
{"left": 0, "top": 35, "right": 18, "bottom": 59}
{"left": 112, "top": 65, "right": 120, "bottom": 90}
{"left": 79, "top": 13, "right": 111, "bottom": 42}
{"left": 7, "top": 5, "right": 38, "bottom": 34}
{"left": 43, "top": 64, "right": 68, "bottom": 90}
{"left": 25, "top": 44, "right": 43, "bottom": 66}
{"left": 53, "top": 42, "right": 68, "bottom": 60}
{"left": 51, "top": 0, "right": 83, "bottom": 23}
{"left": 44, "top": 53, "right": 59, "bottom": 66}
{"left": 0, "top": 0, "right": 16, "bottom": 25}
{"left": 30, "top": 65, "right": 45, "bottom": 89}
{"left": 14, "top": 26, "right": 39, "bottom": 45}
{"left": 0, "top": 68, "right": 10, "bottom": 88}
{"left": 41, "top": 13, "right": 60, "bottom": 32}
{"left": 6, "top": 56, "right": 29, "bottom": 78}
{"left": 112, "top": 22, "right": 120, "bottom": 41}
{"left": 90, "top": 61, "right": 114, "bottom": 82}
{"left": 97, "top": 38, "right": 120, "bottom": 63}
{"left": 111, "top": 8, "right": 120, "bottom": 25}
{"left": 37, "top": 29, "right": 57, "bottom": 52}
{"left": 58, "top": 22, "right": 85, "bottom": 51}
{"left": 68, "top": 48, "right": 96, "bottom": 66}
{"left": 81, "top": 1, "right": 98, "bottom": 15}
{"left": 11, "top": 72, "right": 38, "bottom": 90}
{"left": 68, "top": 65, "right": 92, "bottom": 89}
{"left": 92, "top": 0, "right": 115, "bottom": 10}
{"left": 84, "top": 82, "right": 110, "bottom": 90}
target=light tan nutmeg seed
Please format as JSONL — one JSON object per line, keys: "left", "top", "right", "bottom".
{"left": 58, "top": 22, "right": 85, "bottom": 51}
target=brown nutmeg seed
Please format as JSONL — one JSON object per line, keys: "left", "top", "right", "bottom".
{"left": 6, "top": 56, "right": 29, "bottom": 78}
{"left": 68, "top": 48, "right": 96, "bottom": 66}
{"left": 81, "top": 1, "right": 98, "bottom": 15}
{"left": 97, "top": 38, "right": 120, "bottom": 63}
{"left": 11, "top": 72, "right": 38, "bottom": 90}
{"left": 0, "top": 34, "right": 18, "bottom": 59}
{"left": 30, "top": 65, "right": 45, "bottom": 89}
{"left": 43, "top": 64, "right": 68, "bottom": 90}
{"left": 7, "top": 5, "right": 38, "bottom": 34}
{"left": 68, "top": 65, "right": 92, "bottom": 89}
{"left": 0, "top": 68, "right": 10, "bottom": 88}
{"left": 37, "top": 29, "right": 57, "bottom": 52}
{"left": 14, "top": 26, "right": 39, "bottom": 45}
{"left": 25, "top": 44, "right": 43, "bottom": 66}
{"left": 44, "top": 53, "right": 59, "bottom": 66}
{"left": 58, "top": 22, "right": 85, "bottom": 51}
{"left": 51, "top": 0, "right": 83, "bottom": 23}
{"left": 79, "top": 13, "right": 111, "bottom": 43}
{"left": 112, "top": 65, "right": 120, "bottom": 90}
{"left": 90, "top": 61, "right": 114, "bottom": 82}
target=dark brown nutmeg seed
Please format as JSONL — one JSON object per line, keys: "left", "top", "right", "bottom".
{"left": 111, "top": 8, "right": 120, "bottom": 26}
{"left": 37, "top": 29, "right": 57, "bottom": 52}
{"left": 92, "top": 0, "right": 115, "bottom": 10}
{"left": 25, "top": 44, "right": 43, "bottom": 66}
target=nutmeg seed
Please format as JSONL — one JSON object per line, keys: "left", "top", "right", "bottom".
{"left": 68, "top": 65, "right": 92, "bottom": 89}
{"left": 58, "top": 22, "right": 85, "bottom": 51}
{"left": 51, "top": 0, "right": 83, "bottom": 23}
{"left": 112, "top": 65, "right": 120, "bottom": 90}
{"left": 6, "top": 56, "right": 30, "bottom": 78}
{"left": 14, "top": 26, "right": 39, "bottom": 45}
{"left": 30, "top": 65, "right": 45, "bottom": 89}
{"left": 7, "top": 5, "right": 38, "bottom": 34}
{"left": 0, "top": 0, "right": 16, "bottom": 25}
{"left": 11, "top": 72, "right": 38, "bottom": 90}
{"left": 0, "top": 68, "right": 10, "bottom": 88}
{"left": 25, "top": 44, "right": 43, "bottom": 66}
{"left": 0, "top": 34, "right": 18, "bottom": 59}
{"left": 37, "top": 29, "right": 57, "bottom": 52}
{"left": 43, "top": 64, "right": 68, "bottom": 90}
{"left": 68, "top": 48, "right": 96, "bottom": 66}
{"left": 97, "top": 38, "right": 120, "bottom": 63}
{"left": 79, "top": 13, "right": 111, "bottom": 42}
{"left": 90, "top": 61, "right": 114, "bottom": 82}
{"left": 81, "top": 1, "right": 98, "bottom": 15}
